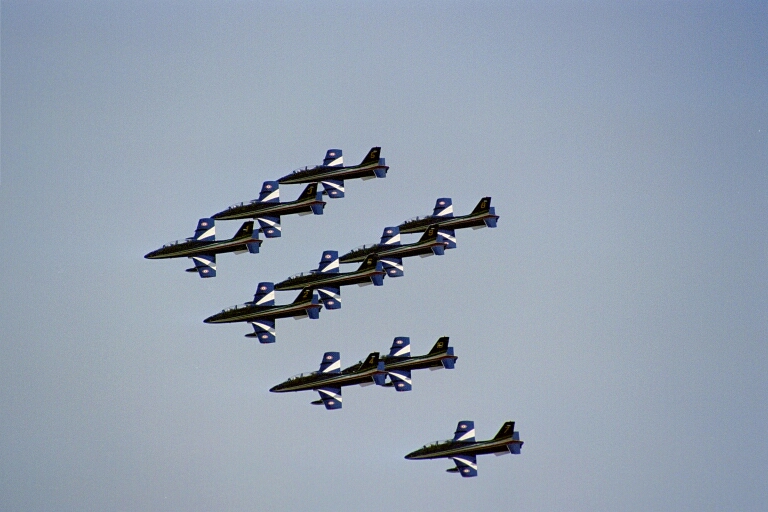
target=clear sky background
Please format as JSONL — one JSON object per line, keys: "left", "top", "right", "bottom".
{"left": 2, "top": 2, "right": 767, "bottom": 510}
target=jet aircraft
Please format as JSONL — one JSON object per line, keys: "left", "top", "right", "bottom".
{"left": 339, "top": 224, "right": 447, "bottom": 277}
{"left": 277, "top": 147, "right": 388, "bottom": 198}
{"left": 269, "top": 352, "right": 386, "bottom": 410}
{"left": 144, "top": 218, "right": 261, "bottom": 278}
{"left": 405, "top": 421, "right": 523, "bottom": 477}
{"left": 379, "top": 336, "right": 457, "bottom": 392}
{"left": 203, "top": 283, "right": 320, "bottom": 342}
{"left": 211, "top": 181, "right": 325, "bottom": 238}
{"left": 397, "top": 198, "right": 499, "bottom": 246}
{"left": 274, "top": 251, "right": 385, "bottom": 309}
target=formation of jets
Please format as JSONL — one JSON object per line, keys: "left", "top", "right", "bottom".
{"left": 146, "top": 146, "right": 520, "bottom": 477}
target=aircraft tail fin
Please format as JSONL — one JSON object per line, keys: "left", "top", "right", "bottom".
{"left": 453, "top": 421, "right": 476, "bottom": 442}
{"left": 493, "top": 421, "right": 516, "bottom": 440}
{"left": 319, "top": 352, "right": 341, "bottom": 374}
{"left": 471, "top": 197, "right": 493, "bottom": 215}
{"left": 297, "top": 182, "right": 321, "bottom": 202}
{"left": 292, "top": 287, "right": 315, "bottom": 305}
{"left": 359, "top": 147, "right": 382, "bottom": 166}
{"left": 193, "top": 218, "right": 215, "bottom": 241}
{"left": 257, "top": 181, "right": 279, "bottom": 203}
{"left": 418, "top": 224, "right": 446, "bottom": 255}
{"left": 358, "top": 352, "right": 380, "bottom": 372}
{"left": 432, "top": 198, "right": 454, "bottom": 218}
{"left": 252, "top": 282, "right": 275, "bottom": 306}
{"left": 388, "top": 337, "right": 411, "bottom": 357}
{"left": 427, "top": 336, "right": 450, "bottom": 355}
{"left": 233, "top": 220, "right": 256, "bottom": 239}
{"left": 379, "top": 227, "right": 401, "bottom": 246}
{"left": 317, "top": 250, "right": 340, "bottom": 274}
{"left": 323, "top": 149, "right": 343, "bottom": 167}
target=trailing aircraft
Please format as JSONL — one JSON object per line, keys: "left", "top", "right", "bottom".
{"left": 144, "top": 218, "right": 261, "bottom": 278}
{"left": 211, "top": 181, "right": 325, "bottom": 238}
{"left": 203, "top": 283, "right": 320, "bottom": 342}
{"left": 277, "top": 147, "right": 388, "bottom": 198}
{"left": 338, "top": 224, "right": 447, "bottom": 277}
{"left": 397, "top": 197, "right": 499, "bottom": 245}
{"left": 379, "top": 336, "right": 457, "bottom": 392}
{"left": 404, "top": 420, "right": 523, "bottom": 477}
{"left": 274, "top": 251, "right": 385, "bottom": 310}
{"left": 269, "top": 352, "right": 386, "bottom": 410}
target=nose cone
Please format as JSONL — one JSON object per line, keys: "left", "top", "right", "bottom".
{"left": 268, "top": 383, "right": 283, "bottom": 393}
{"left": 404, "top": 450, "right": 418, "bottom": 460}
{"left": 144, "top": 249, "right": 160, "bottom": 259}
{"left": 203, "top": 313, "right": 220, "bottom": 324}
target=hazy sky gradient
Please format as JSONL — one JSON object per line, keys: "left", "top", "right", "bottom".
{"left": 2, "top": 2, "right": 767, "bottom": 510}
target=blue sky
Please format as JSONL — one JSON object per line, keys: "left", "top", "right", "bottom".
{"left": 2, "top": 2, "right": 767, "bottom": 510}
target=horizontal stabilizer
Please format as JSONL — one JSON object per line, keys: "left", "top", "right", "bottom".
{"left": 484, "top": 206, "right": 497, "bottom": 228}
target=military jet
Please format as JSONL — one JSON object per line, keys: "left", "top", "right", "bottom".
{"left": 338, "top": 224, "right": 447, "bottom": 277}
{"left": 379, "top": 336, "right": 457, "bottom": 392}
{"left": 144, "top": 218, "right": 261, "bottom": 278}
{"left": 203, "top": 283, "right": 320, "bottom": 342}
{"left": 274, "top": 251, "right": 385, "bottom": 310}
{"left": 269, "top": 352, "right": 386, "bottom": 410}
{"left": 397, "top": 198, "right": 499, "bottom": 247}
{"left": 211, "top": 181, "right": 325, "bottom": 238}
{"left": 405, "top": 421, "right": 523, "bottom": 477}
{"left": 277, "top": 147, "right": 388, "bottom": 198}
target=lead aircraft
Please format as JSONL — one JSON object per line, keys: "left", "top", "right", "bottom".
{"left": 397, "top": 197, "right": 499, "bottom": 246}
{"left": 269, "top": 352, "right": 386, "bottom": 410}
{"left": 379, "top": 336, "right": 457, "bottom": 392}
{"left": 144, "top": 218, "right": 261, "bottom": 277}
{"left": 405, "top": 421, "right": 523, "bottom": 477}
{"left": 211, "top": 181, "right": 325, "bottom": 237}
{"left": 339, "top": 224, "right": 447, "bottom": 277}
{"left": 274, "top": 251, "right": 385, "bottom": 310}
{"left": 203, "top": 284, "right": 321, "bottom": 342}
{"left": 277, "top": 147, "right": 388, "bottom": 198}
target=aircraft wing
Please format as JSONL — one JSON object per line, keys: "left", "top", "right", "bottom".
{"left": 450, "top": 455, "right": 478, "bottom": 477}
{"left": 189, "top": 254, "right": 216, "bottom": 278}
